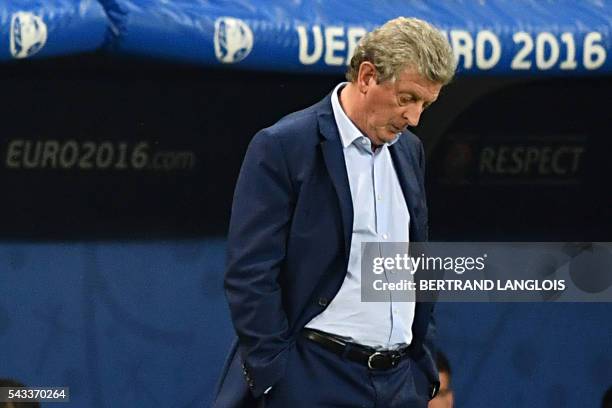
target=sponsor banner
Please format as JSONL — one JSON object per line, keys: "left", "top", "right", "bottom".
{"left": 108, "top": 0, "right": 612, "bottom": 75}
{"left": 0, "top": 1, "right": 109, "bottom": 61}
{"left": 0, "top": 134, "right": 205, "bottom": 238}
{"left": 1, "top": 1, "right": 610, "bottom": 75}
{"left": 0, "top": 76, "right": 221, "bottom": 239}
{"left": 360, "top": 242, "right": 612, "bottom": 302}
{"left": 4, "top": 139, "right": 196, "bottom": 173}
{"left": 436, "top": 134, "right": 588, "bottom": 185}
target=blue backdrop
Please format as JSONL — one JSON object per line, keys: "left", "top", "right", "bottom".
{"left": 0, "top": 240, "right": 611, "bottom": 407}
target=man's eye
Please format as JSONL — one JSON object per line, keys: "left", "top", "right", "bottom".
{"left": 398, "top": 96, "right": 412, "bottom": 105}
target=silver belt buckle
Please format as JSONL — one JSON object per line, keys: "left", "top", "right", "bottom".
{"left": 367, "top": 352, "right": 385, "bottom": 369}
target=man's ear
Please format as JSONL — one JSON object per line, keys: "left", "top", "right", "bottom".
{"left": 357, "top": 61, "right": 377, "bottom": 93}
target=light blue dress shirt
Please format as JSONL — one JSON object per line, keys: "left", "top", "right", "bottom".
{"left": 305, "top": 83, "right": 415, "bottom": 349}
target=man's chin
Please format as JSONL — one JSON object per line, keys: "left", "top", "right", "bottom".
{"left": 383, "top": 129, "right": 401, "bottom": 141}
{"left": 370, "top": 128, "right": 400, "bottom": 145}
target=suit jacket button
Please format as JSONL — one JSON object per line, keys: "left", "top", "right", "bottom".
{"left": 318, "top": 297, "right": 328, "bottom": 307}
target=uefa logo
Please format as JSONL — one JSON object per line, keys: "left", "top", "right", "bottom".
{"left": 214, "top": 17, "right": 254, "bottom": 64}
{"left": 10, "top": 11, "right": 48, "bottom": 59}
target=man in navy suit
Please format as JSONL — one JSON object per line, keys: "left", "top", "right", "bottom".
{"left": 214, "top": 17, "right": 456, "bottom": 407}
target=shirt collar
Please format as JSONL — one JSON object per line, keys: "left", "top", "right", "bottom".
{"left": 330, "top": 82, "right": 401, "bottom": 150}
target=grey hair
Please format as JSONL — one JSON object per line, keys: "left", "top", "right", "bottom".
{"left": 346, "top": 17, "right": 456, "bottom": 85}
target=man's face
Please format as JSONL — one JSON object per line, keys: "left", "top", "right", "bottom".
{"left": 428, "top": 371, "right": 453, "bottom": 408}
{"left": 360, "top": 66, "right": 442, "bottom": 145}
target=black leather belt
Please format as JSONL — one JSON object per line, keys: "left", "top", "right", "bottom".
{"left": 302, "top": 329, "right": 413, "bottom": 370}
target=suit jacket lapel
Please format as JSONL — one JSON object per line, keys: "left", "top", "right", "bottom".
{"left": 317, "top": 98, "right": 354, "bottom": 260}
{"left": 389, "top": 139, "right": 423, "bottom": 241}
{"left": 389, "top": 140, "right": 431, "bottom": 311}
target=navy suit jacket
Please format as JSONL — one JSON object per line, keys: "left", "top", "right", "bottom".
{"left": 213, "top": 93, "right": 438, "bottom": 407}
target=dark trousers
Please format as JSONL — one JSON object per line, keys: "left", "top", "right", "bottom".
{"left": 260, "top": 335, "right": 430, "bottom": 408}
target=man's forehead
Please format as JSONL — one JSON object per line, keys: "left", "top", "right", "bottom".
{"left": 394, "top": 70, "right": 442, "bottom": 100}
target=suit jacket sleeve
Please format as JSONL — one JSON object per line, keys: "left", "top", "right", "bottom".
{"left": 224, "top": 129, "right": 294, "bottom": 398}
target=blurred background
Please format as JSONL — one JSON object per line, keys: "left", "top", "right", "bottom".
{"left": 0, "top": 1, "right": 611, "bottom": 407}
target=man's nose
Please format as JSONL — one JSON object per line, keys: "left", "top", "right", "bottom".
{"left": 402, "top": 103, "right": 424, "bottom": 127}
